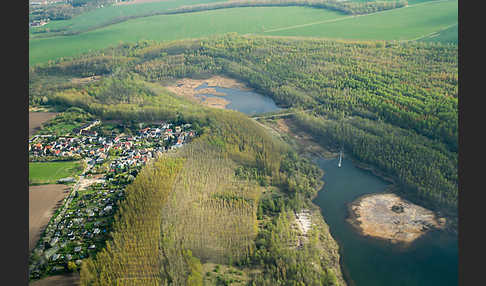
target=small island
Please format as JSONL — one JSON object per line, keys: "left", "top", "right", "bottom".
{"left": 347, "top": 193, "right": 446, "bottom": 244}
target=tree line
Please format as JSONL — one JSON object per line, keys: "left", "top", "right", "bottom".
{"left": 170, "top": 0, "right": 408, "bottom": 16}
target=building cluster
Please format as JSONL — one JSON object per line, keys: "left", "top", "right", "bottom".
{"left": 29, "top": 119, "right": 197, "bottom": 279}
{"left": 29, "top": 121, "right": 196, "bottom": 169}
{"left": 35, "top": 183, "right": 123, "bottom": 277}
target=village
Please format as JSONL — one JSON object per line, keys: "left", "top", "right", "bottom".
{"left": 28, "top": 119, "right": 196, "bottom": 280}
{"left": 29, "top": 120, "right": 195, "bottom": 167}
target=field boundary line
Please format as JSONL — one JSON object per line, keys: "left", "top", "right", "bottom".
{"left": 406, "top": 22, "right": 458, "bottom": 42}
{"left": 260, "top": 0, "right": 456, "bottom": 34}
{"left": 262, "top": 15, "right": 354, "bottom": 33}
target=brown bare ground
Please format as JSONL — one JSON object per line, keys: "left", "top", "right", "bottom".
{"left": 29, "top": 272, "right": 80, "bottom": 286}
{"left": 271, "top": 118, "right": 337, "bottom": 158}
{"left": 196, "top": 87, "right": 228, "bottom": 96}
{"left": 29, "top": 112, "right": 58, "bottom": 137}
{"left": 70, "top": 75, "right": 101, "bottom": 85}
{"left": 347, "top": 193, "right": 445, "bottom": 244}
{"left": 29, "top": 184, "right": 71, "bottom": 252}
{"left": 165, "top": 76, "right": 251, "bottom": 109}
{"left": 198, "top": 95, "right": 231, "bottom": 109}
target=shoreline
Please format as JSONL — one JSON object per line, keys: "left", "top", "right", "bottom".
{"left": 346, "top": 193, "right": 445, "bottom": 245}
{"left": 305, "top": 204, "right": 348, "bottom": 286}
{"left": 257, "top": 117, "right": 456, "bottom": 285}
{"left": 165, "top": 75, "right": 251, "bottom": 109}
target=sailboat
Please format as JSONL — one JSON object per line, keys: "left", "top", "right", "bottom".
{"left": 338, "top": 150, "right": 342, "bottom": 168}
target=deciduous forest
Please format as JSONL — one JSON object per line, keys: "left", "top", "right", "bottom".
{"left": 29, "top": 33, "right": 457, "bottom": 285}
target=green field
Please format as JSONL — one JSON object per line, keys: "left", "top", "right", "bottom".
{"left": 29, "top": 161, "right": 84, "bottom": 185}
{"left": 419, "top": 22, "right": 458, "bottom": 44}
{"left": 30, "top": 0, "right": 222, "bottom": 37}
{"left": 29, "top": 0, "right": 457, "bottom": 65}
{"left": 266, "top": 0, "right": 457, "bottom": 40}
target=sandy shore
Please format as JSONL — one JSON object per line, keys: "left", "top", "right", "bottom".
{"left": 347, "top": 193, "right": 446, "bottom": 244}
{"left": 165, "top": 76, "right": 251, "bottom": 109}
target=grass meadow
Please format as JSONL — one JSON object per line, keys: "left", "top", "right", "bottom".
{"left": 29, "top": 161, "right": 85, "bottom": 185}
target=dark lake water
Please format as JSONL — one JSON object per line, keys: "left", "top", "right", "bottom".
{"left": 313, "top": 156, "right": 458, "bottom": 286}
{"left": 194, "top": 83, "right": 281, "bottom": 115}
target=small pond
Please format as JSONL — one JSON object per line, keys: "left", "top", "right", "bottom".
{"left": 194, "top": 83, "right": 281, "bottom": 115}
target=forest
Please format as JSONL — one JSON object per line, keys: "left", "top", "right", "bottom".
{"left": 72, "top": 99, "right": 340, "bottom": 285}
{"left": 170, "top": 0, "right": 408, "bottom": 16}
{"left": 30, "top": 34, "right": 458, "bottom": 211}
{"left": 29, "top": 0, "right": 116, "bottom": 22}
{"left": 29, "top": 33, "right": 457, "bottom": 284}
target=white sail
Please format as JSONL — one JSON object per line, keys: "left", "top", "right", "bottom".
{"left": 338, "top": 150, "right": 342, "bottom": 168}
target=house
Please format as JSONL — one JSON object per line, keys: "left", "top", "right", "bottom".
{"left": 58, "top": 177, "right": 75, "bottom": 184}
{"left": 49, "top": 237, "right": 59, "bottom": 246}
{"left": 74, "top": 120, "right": 101, "bottom": 135}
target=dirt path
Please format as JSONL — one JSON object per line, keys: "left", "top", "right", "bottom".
{"left": 115, "top": 0, "right": 170, "bottom": 5}
{"left": 29, "top": 272, "right": 80, "bottom": 286}
{"left": 29, "top": 112, "right": 58, "bottom": 137}
{"left": 29, "top": 184, "right": 71, "bottom": 252}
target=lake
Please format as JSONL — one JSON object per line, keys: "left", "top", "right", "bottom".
{"left": 313, "top": 156, "right": 458, "bottom": 286}
{"left": 194, "top": 83, "right": 281, "bottom": 115}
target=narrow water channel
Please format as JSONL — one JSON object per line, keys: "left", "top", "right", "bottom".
{"left": 313, "top": 156, "right": 458, "bottom": 286}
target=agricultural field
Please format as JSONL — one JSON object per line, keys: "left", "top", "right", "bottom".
{"left": 29, "top": 0, "right": 457, "bottom": 65}
{"left": 29, "top": 112, "right": 59, "bottom": 137}
{"left": 29, "top": 272, "right": 80, "bottom": 286}
{"left": 29, "top": 184, "right": 71, "bottom": 252}
{"left": 265, "top": 0, "right": 457, "bottom": 41}
{"left": 419, "top": 22, "right": 458, "bottom": 44}
{"left": 29, "top": 161, "right": 85, "bottom": 185}
{"left": 29, "top": 0, "right": 222, "bottom": 37}
{"left": 32, "top": 109, "right": 94, "bottom": 136}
